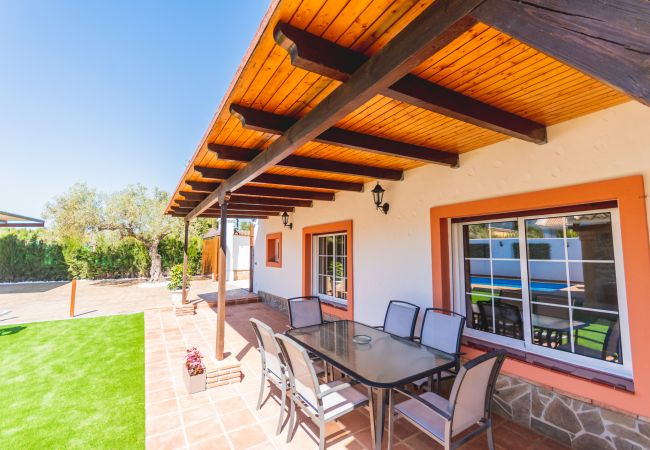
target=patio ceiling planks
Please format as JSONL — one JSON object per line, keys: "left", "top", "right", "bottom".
{"left": 167, "top": 0, "right": 640, "bottom": 219}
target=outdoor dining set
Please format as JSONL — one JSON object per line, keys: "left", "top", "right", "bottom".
{"left": 250, "top": 298, "right": 506, "bottom": 450}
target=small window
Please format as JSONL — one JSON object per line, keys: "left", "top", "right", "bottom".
{"left": 312, "top": 233, "right": 348, "bottom": 305}
{"left": 453, "top": 207, "right": 631, "bottom": 377}
{"left": 266, "top": 232, "right": 282, "bottom": 268}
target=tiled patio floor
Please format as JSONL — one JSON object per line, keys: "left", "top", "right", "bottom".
{"left": 145, "top": 303, "right": 568, "bottom": 450}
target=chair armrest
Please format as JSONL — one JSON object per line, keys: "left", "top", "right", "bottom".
{"left": 319, "top": 382, "right": 353, "bottom": 398}
{"left": 373, "top": 325, "right": 384, "bottom": 330}
{"left": 394, "top": 387, "right": 452, "bottom": 420}
{"left": 412, "top": 337, "right": 421, "bottom": 342}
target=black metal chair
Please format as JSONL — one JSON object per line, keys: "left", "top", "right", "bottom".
{"left": 376, "top": 300, "right": 420, "bottom": 339}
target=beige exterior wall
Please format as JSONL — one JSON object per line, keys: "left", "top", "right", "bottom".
{"left": 255, "top": 101, "right": 650, "bottom": 322}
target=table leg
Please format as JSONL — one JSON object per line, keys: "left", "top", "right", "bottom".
{"left": 374, "top": 388, "right": 386, "bottom": 450}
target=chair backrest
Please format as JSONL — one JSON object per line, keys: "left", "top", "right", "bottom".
{"left": 476, "top": 301, "right": 493, "bottom": 331}
{"left": 448, "top": 350, "right": 506, "bottom": 436}
{"left": 494, "top": 301, "right": 522, "bottom": 326}
{"left": 250, "top": 318, "right": 284, "bottom": 378}
{"left": 275, "top": 333, "right": 321, "bottom": 410}
{"left": 383, "top": 300, "right": 420, "bottom": 338}
{"left": 603, "top": 318, "right": 622, "bottom": 363}
{"left": 419, "top": 308, "right": 466, "bottom": 354}
{"left": 288, "top": 296, "right": 323, "bottom": 328}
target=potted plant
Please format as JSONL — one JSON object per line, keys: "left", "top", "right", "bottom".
{"left": 168, "top": 264, "right": 191, "bottom": 306}
{"left": 183, "top": 347, "right": 206, "bottom": 394}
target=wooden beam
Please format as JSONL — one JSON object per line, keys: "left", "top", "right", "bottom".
{"left": 170, "top": 212, "right": 270, "bottom": 219}
{"left": 274, "top": 22, "right": 547, "bottom": 144}
{"left": 221, "top": 203, "right": 294, "bottom": 212}
{"left": 179, "top": 191, "right": 208, "bottom": 201}
{"left": 187, "top": 0, "right": 481, "bottom": 220}
{"left": 194, "top": 165, "right": 364, "bottom": 192}
{"left": 186, "top": 181, "right": 220, "bottom": 193}
{"left": 208, "top": 144, "right": 403, "bottom": 181}
{"left": 236, "top": 186, "right": 335, "bottom": 201}
{"left": 173, "top": 206, "right": 281, "bottom": 216}
{"left": 230, "top": 105, "right": 459, "bottom": 165}
{"left": 229, "top": 195, "right": 312, "bottom": 208}
{"left": 472, "top": 0, "right": 650, "bottom": 106}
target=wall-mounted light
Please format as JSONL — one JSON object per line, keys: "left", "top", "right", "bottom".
{"left": 371, "top": 182, "right": 389, "bottom": 215}
{"left": 281, "top": 211, "right": 293, "bottom": 230}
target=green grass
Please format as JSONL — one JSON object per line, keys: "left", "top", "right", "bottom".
{"left": 0, "top": 314, "right": 144, "bottom": 449}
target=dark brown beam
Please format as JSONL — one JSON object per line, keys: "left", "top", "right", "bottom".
{"left": 472, "top": 0, "right": 650, "bottom": 106}
{"left": 194, "top": 165, "right": 364, "bottom": 192}
{"left": 236, "top": 186, "right": 335, "bottom": 201}
{"left": 229, "top": 195, "right": 312, "bottom": 208}
{"left": 230, "top": 105, "right": 459, "bottom": 166}
{"left": 179, "top": 191, "right": 312, "bottom": 207}
{"left": 170, "top": 212, "right": 270, "bottom": 219}
{"left": 175, "top": 203, "right": 294, "bottom": 213}
{"left": 186, "top": 181, "right": 220, "bottom": 193}
{"left": 179, "top": 191, "right": 208, "bottom": 201}
{"left": 187, "top": 0, "right": 481, "bottom": 220}
{"left": 208, "top": 144, "right": 403, "bottom": 181}
{"left": 274, "top": 21, "right": 547, "bottom": 144}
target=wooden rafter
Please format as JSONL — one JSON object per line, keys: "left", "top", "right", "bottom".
{"left": 194, "top": 165, "right": 364, "bottom": 192}
{"left": 230, "top": 104, "right": 460, "bottom": 166}
{"left": 186, "top": 181, "right": 334, "bottom": 200}
{"left": 179, "top": 191, "right": 313, "bottom": 207}
{"left": 175, "top": 200, "right": 295, "bottom": 212}
{"left": 186, "top": 0, "right": 483, "bottom": 220}
{"left": 274, "top": 21, "right": 547, "bottom": 144}
{"left": 472, "top": 0, "right": 650, "bottom": 106}
{"left": 208, "top": 144, "right": 403, "bottom": 181}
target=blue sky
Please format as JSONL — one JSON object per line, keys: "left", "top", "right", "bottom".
{"left": 0, "top": 0, "right": 270, "bottom": 218}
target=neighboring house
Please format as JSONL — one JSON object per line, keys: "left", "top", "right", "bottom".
{"left": 166, "top": 1, "right": 650, "bottom": 447}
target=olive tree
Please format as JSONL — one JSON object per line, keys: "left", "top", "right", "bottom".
{"left": 44, "top": 182, "right": 181, "bottom": 281}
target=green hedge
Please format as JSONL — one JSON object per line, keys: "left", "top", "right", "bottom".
{"left": 0, "top": 231, "right": 202, "bottom": 282}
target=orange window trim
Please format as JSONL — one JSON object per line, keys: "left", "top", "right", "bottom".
{"left": 302, "top": 220, "right": 353, "bottom": 321}
{"left": 430, "top": 175, "right": 650, "bottom": 418}
{"left": 266, "top": 232, "right": 282, "bottom": 268}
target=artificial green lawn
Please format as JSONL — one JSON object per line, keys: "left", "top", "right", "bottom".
{"left": 0, "top": 314, "right": 144, "bottom": 449}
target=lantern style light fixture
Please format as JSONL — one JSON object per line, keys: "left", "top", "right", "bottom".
{"left": 281, "top": 211, "right": 293, "bottom": 230}
{"left": 371, "top": 182, "right": 389, "bottom": 214}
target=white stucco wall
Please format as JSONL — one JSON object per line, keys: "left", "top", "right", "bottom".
{"left": 252, "top": 101, "right": 650, "bottom": 326}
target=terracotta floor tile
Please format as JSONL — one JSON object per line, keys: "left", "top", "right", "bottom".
{"left": 227, "top": 423, "right": 269, "bottom": 449}
{"left": 182, "top": 405, "right": 218, "bottom": 426}
{"left": 148, "top": 398, "right": 180, "bottom": 418}
{"left": 221, "top": 408, "right": 259, "bottom": 431}
{"left": 146, "top": 386, "right": 176, "bottom": 403}
{"left": 146, "top": 428, "right": 186, "bottom": 450}
{"left": 147, "top": 412, "right": 182, "bottom": 437}
{"left": 189, "top": 435, "right": 230, "bottom": 450}
{"left": 214, "top": 395, "right": 249, "bottom": 414}
{"left": 185, "top": 417, "right": 223, "bottom": 446}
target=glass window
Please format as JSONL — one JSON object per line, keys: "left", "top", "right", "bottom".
{"left": 458, "top": 209, "right": 627, "bottom": 372}
{"left": 314, "top": 233, "right": 347, "bottom": 304}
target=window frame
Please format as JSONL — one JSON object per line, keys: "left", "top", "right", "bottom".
{"left": 312, "top": 232, "right": 348, "bottom": 306}
{"left": 450, "top": 206, "right": 633, "bottom": 378}
{"left": 266, "top": 232, "right": 282, "bottom": 268}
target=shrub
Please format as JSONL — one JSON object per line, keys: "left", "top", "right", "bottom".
{"left": 167, "top": 264, "right": 192, "bottom": 291}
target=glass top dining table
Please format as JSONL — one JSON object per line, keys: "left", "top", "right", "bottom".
{"left": 286, "top": 320, "right": 457, "bottom": 388}
{"left": 286, "top": 320, "right": 457, "bottom": 449}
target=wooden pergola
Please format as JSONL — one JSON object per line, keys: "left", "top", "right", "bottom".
{"left": 167, "top": 0, "right": 649, "bottom": 360}
{"left": 0, "top": 211, "right": 45, "bottom": 228}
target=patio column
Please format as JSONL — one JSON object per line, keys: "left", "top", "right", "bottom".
{"left": 181, "top": 219, "right": 190, "bottom": 304}
{"left": 216, "top": 199, "right": 228, "bottom": 360}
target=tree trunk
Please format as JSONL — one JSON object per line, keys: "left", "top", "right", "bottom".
{"left": 148, "top": 240, "right": 162, "bottom": 282}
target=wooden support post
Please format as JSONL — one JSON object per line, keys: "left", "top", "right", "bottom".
{"left": 69, "top": 279, "right": 77, "bottom": 317}
{"left": 216, "top": 200, "right": 228, "bottom": 361}
{"left": 181, "top": 220, "right": 189, "bottom": 304}
{"left": 249, "top": 223, "right": 254, "bottom": 293}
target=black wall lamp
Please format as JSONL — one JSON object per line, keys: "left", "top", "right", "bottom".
{"left": 281, "top": 211, "right": 293, "bottom": 230}
{"left": 371, "top": 182, "right": 389, "bottom": 214}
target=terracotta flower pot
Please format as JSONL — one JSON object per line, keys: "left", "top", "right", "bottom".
{"left": 183, "top": 367, "right": 206, "bottom": 394}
